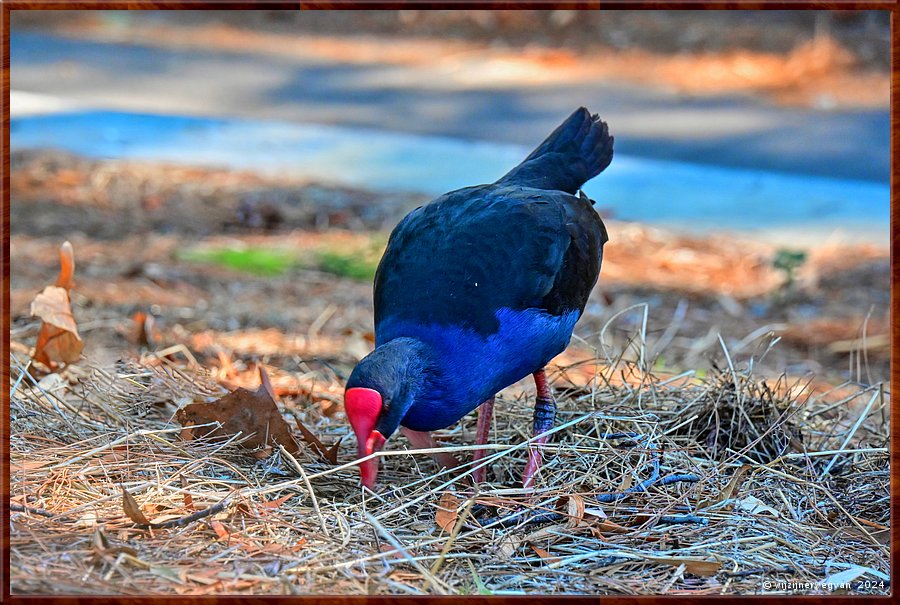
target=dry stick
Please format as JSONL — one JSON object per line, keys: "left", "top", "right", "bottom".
{"left": 278, "top": 444, "right": 330, "bottom": 537}
{"left": 42, "top": 424, "right": 219, "bottom": 471}
{"left": 363, "top": 512, "right": 449, "bottom": 595}
{"left": 717, "top": 333, "right": 742, "bottom": 408}
{"left": 598, "top": 303, "right": 649, "bottom": 365}
{"left": 9, "top": 503, "right": 73, "bottom": 522}
{"left": 131, "top": 497, "right": 231, "bottom": 530}
{"left": 9, "top": 355, "right": 31, "bottom": 399}
{"left": 819, "top": 388, "right": 880, "bottom": 478}
{"left": 807, "top": 383, "right": 879, "bottom": 418}
{"left": 12, "top": 357, "right": 82, "bottom": 433}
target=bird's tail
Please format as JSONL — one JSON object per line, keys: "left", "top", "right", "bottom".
{"left": 496, "top": 107, "right": 614, "bottom": 194}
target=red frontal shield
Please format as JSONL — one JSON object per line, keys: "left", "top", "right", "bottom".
{"left": 344, "top": 387, "right": 385, "bottom": 488}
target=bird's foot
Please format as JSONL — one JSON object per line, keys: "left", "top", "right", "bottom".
{"left": 523, "top": 393, "right": 557, "bottom": 489}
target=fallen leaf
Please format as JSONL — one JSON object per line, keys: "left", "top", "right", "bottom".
{"left": 262, "top": 366, "right": 341, "bottom": 463}
{"left": 209, "top": 520, "right": 230, "bottom": 541}
{"left": 290, "top": 415, "right": 342, "bottom": 464}
{"left": 181, "top": 476, "right": 195, "bottom": 511}
{"left": 379, "top": 543, "right": 405, "bottom": 560}
{"left": 531, "top": 545, "right": 561, "bottom": 564}
{"left": 591, "top": 520, "right": 631, "bottom": 535}
{"left": 93, "top": 526, "right": 138, "bottom": 558}
{"left": 650, "top": 556, "right": 721, "bottom": 577}
{"left": 122, "top": 488, "right": 151, "bottom": 525}
{"left": 495, "top": 534, "right": 520, "bottom": 561}
{"left": 130, "top": 311, "right": 159, "bottom": 348}
{"left": 31, "top": 287, "right": 84, "bottom": 367}
{"left": 829, "top": 526, "right": 890, "bottom": 546}
{"left": 435, "top": 492, "right": 459, "bottom": 533}
{"left": 735, "top": 495, "right": 780, "bottom": 517}
{"left": 176, "top": 366, "right": 302, "bottom": 456}
{"left": 699, "top": 464, "right": 751, "bottom": 509}
{"left": 31, "top": 242, "right": 84, "bottom": 369}
{"left": 258, "top": 494, "right": 293, "bottom": 510}
{"left": 55, "top": 241, "right": 76, "bottom": 290}
{"left": 565, "top": 494, "right": 585, "bottom": 528}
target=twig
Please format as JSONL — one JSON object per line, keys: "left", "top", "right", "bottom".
{"left": 10, "top": 503, "right": 73, "bottom": 522}
{"left": 363, "top": 512, "right": 449, "bottom": 595}
{"left": 278, "top": 444, "right": 330, "bottom": 537}
{"left": 131, "top": 497, "right": 231, "bottom": 530}
{"left": 659, "top": 514, "right": 708, "bottom": 525}
{"left": 819, "top": 389, "right": 880, "bottom": 478}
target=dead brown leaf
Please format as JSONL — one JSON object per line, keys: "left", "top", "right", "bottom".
{"left": 180, "top": 476, "right": 195, "bottom": 511}
{"left": 590, "top": 520, "right": 632, "bottom": 536}
{"left": 698, "top": 464, "right": 752, "bottom": 509}
{"left": 55, "top": 240, "right": 75, "bottom": 290}
{"left": 209, "top": 520, "right": 230, "bottom": 541}
{"left": 130, "top": 311, "right": 160, "bottom": 348}
{"left": 31, "top": 242, "right": 84, "bottom": 368}
{"left": 290, "top": 416, "right": 342, "bottom": 465}
{"left": 649, "top": 556, "right": 722, "bottom": 578}
{"left": 564, "top": 494, "right": 585, "bottom": 528}
{"left": 258, "top": 494, "right": 293, "bottom": 510}
{"left": 531, "top": 545, "right": 561, "bottom": 564}
{"left": 435, "top": 492, "right": 459, "bottom": 533}
{"left": 176, "top": 366, "right": 302, "bottom": 456}
{"left": 122, "top": 488, "right": 151, "bottom": 525}
{"left": 177, "top": 366, "right": 340, "bottom": 464}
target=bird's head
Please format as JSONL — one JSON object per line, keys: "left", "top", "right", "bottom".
{"left": 344, "top": 338, "right": 433, "bottom": 489}
{"left": 344, "top": 386, "right": 387, "bottom": 489}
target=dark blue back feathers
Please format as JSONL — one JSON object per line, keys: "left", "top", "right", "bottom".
{"left": 374, "top": 107, "right": 612, "bottom": 340}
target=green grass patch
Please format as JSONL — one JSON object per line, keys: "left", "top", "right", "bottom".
{"left": 315, "top": 237, "right": 385, "bottom": 282}
{"left": 178, "top": 246, "right": 297, "bottom": 276}
{"left": 316, "top": 250, "right": 379, "bottom": 281}
{"left": 179, "top": 236, "right": 387, "bottom": 281}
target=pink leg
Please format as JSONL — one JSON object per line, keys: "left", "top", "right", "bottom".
{"left": 401, "top": 427, "right": 460, "bottom": 472}
{"left": 472, "top": 397, "right": 495, "bottom": 483}
{"left": 522, "top": 369, "right": 557, "bottom": 488}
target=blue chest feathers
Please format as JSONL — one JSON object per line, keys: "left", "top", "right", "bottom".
{"left": 377, "top": 307, "right": 580, "bottom": 431}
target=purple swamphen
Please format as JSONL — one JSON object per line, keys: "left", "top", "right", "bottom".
{"left": 345, "top": 107, "right": 613, "bottom": 489}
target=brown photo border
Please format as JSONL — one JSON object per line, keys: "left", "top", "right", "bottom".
{"left": 0, "top": 1, "right": 895, "bottom": 602}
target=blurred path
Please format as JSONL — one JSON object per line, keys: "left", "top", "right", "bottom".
{"left": 10, "top": 31, "right": 889, "bottom": 183}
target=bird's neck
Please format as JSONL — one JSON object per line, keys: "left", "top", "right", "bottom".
{"left": 350, "top": 337, "right": 443, "bottom": 435}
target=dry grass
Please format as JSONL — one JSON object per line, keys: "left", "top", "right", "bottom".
{"left": 9, "top": 323, "right": 890, "bottom": 596}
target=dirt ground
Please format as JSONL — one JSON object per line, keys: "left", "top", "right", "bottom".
{"left": 8, "top": 150, "right": 891, "bottom": 595}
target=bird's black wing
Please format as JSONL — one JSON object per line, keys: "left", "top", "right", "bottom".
{"left": 374, "top": 185, "right": 606, "bottom": 337}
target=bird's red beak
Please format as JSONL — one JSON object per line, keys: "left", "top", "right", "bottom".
{"left": 344, "top": 387, "right": 386, "bottom": 489}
